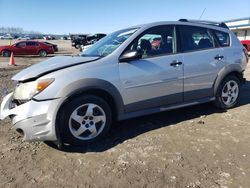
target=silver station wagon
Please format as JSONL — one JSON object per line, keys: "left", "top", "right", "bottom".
{"left": 0, "top": 19, "right": 248, "bottom": 147}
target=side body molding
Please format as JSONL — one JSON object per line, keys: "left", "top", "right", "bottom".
{"left": 56, "top": 78, "right": 125, "bottom": 116}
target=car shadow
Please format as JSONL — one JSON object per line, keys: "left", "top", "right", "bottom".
{"left": 46, "top": 80, "right": 250, "bottom": 153}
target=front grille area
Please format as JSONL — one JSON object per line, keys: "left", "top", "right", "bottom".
{"left": 11, "top": 99, "right": 29, "bottom": 108}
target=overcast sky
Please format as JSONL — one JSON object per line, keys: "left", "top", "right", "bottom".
{"left": 0, "top": 0, "right": 249, "bottom": 34}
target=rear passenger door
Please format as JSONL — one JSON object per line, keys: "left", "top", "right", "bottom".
{"left": 26, "top": 41, "right": 39, "bottom": 55}
{"left": 178, "top": 25, "right": 225, "bottom": 101}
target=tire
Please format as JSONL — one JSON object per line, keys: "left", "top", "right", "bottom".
{"left": 76, "top": 44, "right": 81, "bottom": 49}
{"left": 1, "top": 50, "right": 11, "bottom": 57}
{"left": 58, "top": 95, "right": 112, "bottom": 146}
{"left": 214, "top": 75, "right": 241, "bottom": 109}
{"left": 38, "top": 50, "right": 47, "bottom": 57}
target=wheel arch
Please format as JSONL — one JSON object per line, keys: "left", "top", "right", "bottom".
{"left": 55, "top": 79, "right": 125, "bottom": 122}
{"left": 213, "top": 67, "right": 244, "bottom": 95}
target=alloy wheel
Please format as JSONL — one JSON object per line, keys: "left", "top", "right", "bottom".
{"left": 221, "top": 80, "right": 239, "bottom": 106}
{"left": 68, "top": 103, "right": 106, "bottom": 140}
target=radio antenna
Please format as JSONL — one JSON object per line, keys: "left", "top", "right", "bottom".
{"left": 199, "top": 8, "right": 206, "bottom": 20}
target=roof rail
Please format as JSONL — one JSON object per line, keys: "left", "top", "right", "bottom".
{"left": 178, "top": 19, "right": 229, "bottom": 29}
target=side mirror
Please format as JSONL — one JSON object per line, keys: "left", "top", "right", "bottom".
{"left": 119, "top": 50, "right": 142, "bottom": 62}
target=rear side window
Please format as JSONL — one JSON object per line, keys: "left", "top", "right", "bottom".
{"left": 27, "top": 42, "right": 38, "bottom": 46}
{"left": 179, "top": 25, "right": 215, "bottom": 52}
{"left": 214, "top": 30, "right": 230, "bottom": 47}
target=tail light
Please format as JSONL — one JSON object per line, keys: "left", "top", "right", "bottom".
{"left": 243, "top": 48, "right": 249, "bottom": 63}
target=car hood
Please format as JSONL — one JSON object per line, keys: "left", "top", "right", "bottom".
{"left": 0, "top": 45, "right": 11, "bottom": 49}
{"left": 12, "top": 56, "right": 100, "bottom": 81}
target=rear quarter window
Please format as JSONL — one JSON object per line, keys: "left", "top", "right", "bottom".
{"left": 214, "top": 30, "right": 230, "bottom": 47}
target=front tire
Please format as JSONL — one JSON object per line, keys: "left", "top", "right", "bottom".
{"left": 58, "top": 95, "right": 112, "bottom": 146}
{"left": 214, "top": 75, "right": 241, "bottom": 109}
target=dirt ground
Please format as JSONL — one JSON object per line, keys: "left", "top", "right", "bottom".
{"left": 0, "top": 39, "right": 250, "bottom": 188}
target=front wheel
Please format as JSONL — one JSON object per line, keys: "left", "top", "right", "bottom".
{"left": 58, "top": 95, "right": 112, "bottom": 146}
{"left": 214, "top": 75, "right": 241, "bottom": 109}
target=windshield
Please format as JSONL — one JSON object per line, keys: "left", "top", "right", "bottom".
{"left": 80, "top": 28, "right": 138, "bottom": 57}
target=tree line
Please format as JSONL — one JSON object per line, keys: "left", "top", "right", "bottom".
{"left": 0, "top": 26, "right": 41, "bottom": 34}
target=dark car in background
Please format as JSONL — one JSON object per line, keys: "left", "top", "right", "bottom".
{"left": 79, "top": 33, "right": 107, "bottom": 51}
{"left": 70, "top": 34, "right": 89, "bottom": 49}
{"left": 0, "top": 41, "right": 54, "bottom": 57}
{"left": 43, "top": 42, "right": 58, "bottom": 52}
{"left": 70, "top": 33, "right": 106, "bottom": 49}
{"left": 87, "top": 33, "right": 106, "bottom": 44}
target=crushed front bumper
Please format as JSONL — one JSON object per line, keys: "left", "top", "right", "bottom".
{"left": 0, "top": 92, "right": 60, "bottom": 141}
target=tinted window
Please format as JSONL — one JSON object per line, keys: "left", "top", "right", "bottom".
{"left": 27, "top": 42, "right": 38, "bottom": 46}
{"left": 179, "top": 25, "right": 215, "bottom": 52}
{"left": 125, "top": 25, "right": 175, "bottom": 58}
{"left": 16, "top": 42, "right": 26, "bottom": 47}
{"left": 214, "top": 30, "right": 230, "bottom": 47}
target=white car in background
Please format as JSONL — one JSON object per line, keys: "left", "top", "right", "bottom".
{"left": 17, "top": 35, "right": 31, "bottom": 40}
{"left": 0, "top": 34, "right": 13, "bottom": 40}
{"left": 80, "top": 44, "right": 92, "bottom": 52}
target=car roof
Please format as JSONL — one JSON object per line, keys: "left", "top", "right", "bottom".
{"left": 15, "top": 40, "right": 43, "bottom": 44}
{"left": 126, "top": 21, "right": 230, "bottom": 33}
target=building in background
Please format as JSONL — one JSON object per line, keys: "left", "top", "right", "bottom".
{"left": 224, "top": 17, "right": 250, "bottom": 40}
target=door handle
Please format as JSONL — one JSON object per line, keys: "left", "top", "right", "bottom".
{"left": 170, "top": 60, "right": 182, "bottom": 67}
{"left": 214, "top": 55, "right": 224, "bottom": 60}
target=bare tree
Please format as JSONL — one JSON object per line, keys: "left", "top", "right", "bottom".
{"left": 0, "top": 26, "right": 41, "bottom": 34}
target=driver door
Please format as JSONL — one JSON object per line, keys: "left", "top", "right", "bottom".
{"left": 119, "top": 25, "right": 184, "bottom": 112}
{"left": 13, "top": 42, "right": 27, "bottom": 55}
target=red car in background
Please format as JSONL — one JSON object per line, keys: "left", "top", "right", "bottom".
{"left": 151, "top": 37, "right": 162, "bottom": 49}
{"left": 0, "top": 41, "right": 54, "bottom": 57}
{"left": 241, "top": 40, "right": 250, "bottom": 53}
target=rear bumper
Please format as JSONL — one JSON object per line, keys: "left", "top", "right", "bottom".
{"left": 0, "top": 92, "right": 60, "bottom": 141}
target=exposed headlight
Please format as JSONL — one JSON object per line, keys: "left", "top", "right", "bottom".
{"left": 13, "top": 78, "right": 54, "bottom": 100}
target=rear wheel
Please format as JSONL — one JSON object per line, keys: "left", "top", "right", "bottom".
{"left": 58, "top": 95, "right": 112, "bottom": 146}
{"left": 214, "top": 75, "right": 241, "bottom": 109}
{"left": 1, "top": 50, "right": 11, "bottom": 57}
{"left": 39, "top": 50, "right": 47, "bottom": 57}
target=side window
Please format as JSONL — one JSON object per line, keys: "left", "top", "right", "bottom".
{"left": 214, "top": 30, "right": 230, "bottom": 47}
{"left": 16, "top": 42, "right": 26, "bottom": 47}
{"left": 26, "top": 42, "right": 38, "bottom": 46}
{"left": 179, "top": 25, "right": 215, "bottom": 52}
{"left": 125, "top": 25, "right": 175, "bottom": 58}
